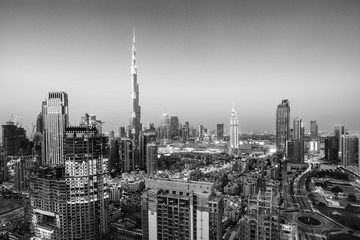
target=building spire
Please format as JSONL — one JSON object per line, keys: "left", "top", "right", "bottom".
{"left": 131, "top": 28, "right": 137, "bottom": 75}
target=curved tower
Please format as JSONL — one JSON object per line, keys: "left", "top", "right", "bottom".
{"left": 129, "top": 29, "right": 142, "bottom": 143}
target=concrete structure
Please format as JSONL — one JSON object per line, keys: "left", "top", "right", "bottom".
{"left": 42, "top": 92, "right": 69, "bottom": 166}
{"left": 230, "top": 108, "right": 239, "bottom": 150}
{"left": 129, "top": 29, "right": 142, "bottom": 143}
{"left": 239, "top": 186, "right": 280, "bottom": 240}
{"left": 30, "top": 126, "right": 109, "bottom": 240}
{"left": 276, "top": 99, "right": 290, "bottom": 152}
{"left": 142, "top": 178, "right": 223, "bottom": 240}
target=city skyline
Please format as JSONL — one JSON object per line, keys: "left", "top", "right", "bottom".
{"left": 1, "top": 0, "right": 360, "bottom": 136}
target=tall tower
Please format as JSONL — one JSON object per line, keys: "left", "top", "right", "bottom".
{"left": 129, "top": 29, "right": 142, "bottom": 143}
{"left": 42, "top": 92, "right": 69, "bottom": 166}
{"left": 230, "top": 107, "right": 239, "bottom": 149}
{"left": 310, "top": 120, "right": 318, "bottom": 139}
{"left": 293, "top": 117, "right": 302, "bottom": 140}
{"left": 276, "top": 99, "right": 290, "bottom": 152}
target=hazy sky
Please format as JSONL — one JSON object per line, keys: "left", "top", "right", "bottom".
{"left": 1, "top": 0, "right": 360, "bottom": 137}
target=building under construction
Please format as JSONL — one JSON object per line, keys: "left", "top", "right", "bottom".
{"left": 29, "top": 126, "right": 110, "bottom": 240}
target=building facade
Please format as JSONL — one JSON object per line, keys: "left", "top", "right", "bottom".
{"left": 216, "top": 123, "right": 224, "bottom": 141}
{"left": 42, "top": 92, "right": 69, "bottom": 166}
{"left": 30, "top": 126, "right": 110, "bottom": 240}
{"left": 310, "top": 120, "right": 318, "bottom": 139}
{"left": 142, "top": 178, "right": 223, "bottom": 240}
{"left": 276, "top": 100, "right": 290, "bottom": 152}
{"left": 230, "top": 108, "right": 239, "bottom": 150}
{"left": 146, "top": 143, "right": 158, "bottom": 177}
{"left": 129, "top": 29, "right": 142, "bottom": 143}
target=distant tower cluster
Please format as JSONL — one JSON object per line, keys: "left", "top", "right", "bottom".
{"left": 129, "top": 29, "right": 142, "bottom": 143}
{"left": 276, "top": 99, "right": 290, "bottom": 152}
{"left": 230, "top": 107, "right": 239, "bottom": 150}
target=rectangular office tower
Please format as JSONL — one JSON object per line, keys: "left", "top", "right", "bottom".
{"left": 142, "top": 178, "right": 223, "bottom": 240}
{"left": 30, "top": 126, "right": 109, "bottom": 240}
{"left": 276, "top": 100, "right": 290, "bottom": 152}
{"left": 42, "top": 92, "right": 69, "bottom": 166}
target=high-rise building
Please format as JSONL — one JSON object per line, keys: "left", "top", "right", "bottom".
{"left": 30, "top": 125, "right": 109, "bottom": 240}
{"left": 2, "top": 121, "right": 27, "bottom": 156}
{"left": 119, "top": 138, "right": 135, "bottom": 172}
{"left": 169, "top": 116, "right": 179, "bottom": 140}
{"left": 109, "top": 131, "right": 120, "bottom": 172}
{"left": 181, "top": 121, "right": 190, "bottom": 142}
{"left": 230, "top": 108, "right": 239, "bottom": 149}
{"left": 286, "top": 139, "right": 305, "bottom": 163}
{"left": 341, "top": 135, "right": 359, "bottom": 167}
{"left": 14, "top": 156, "right": 35, "bottom": 193}
{"left": 139, "top": 131, "right": 156, "bottom": 170}
{"left": 239, "top": 185, "right": 280, "bottom": 240}
{"left": 276, "top": 99, "right": 290, "bottom": 152}
{"left": 129, "top": 29, "right": 142, "bottom": 143}
{"left": 325, "top": 136, "right": 340, "bottom": 162}
{"left": 293, "top": 117, "right": 302, "bottom": 140}
{"left": 217, "top": 123, "right": 224, "bottom": 141}
{"left": 146, "top": 142, "right": 158, "bottom": 176}
{"left": 159, "top": 110, "right": 170, "bottom": 139}
{"left": 42, "top": 92, "right": 69, "bottom": 166}
{"left": 310, "top": 121, "right": 318, "bottom": 139}
{"left": 0, "top": 146, "right": 7, "bottom": 183}
{"left": 142, "top": 178, "right": 223, "bottom": 240}
{"left": 334, "top": 125, "right": 345, "bottom": 159}
{"left": 198, "top": 124, "right": 204, "bottom": 141}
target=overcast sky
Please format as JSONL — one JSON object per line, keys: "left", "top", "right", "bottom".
{"left": 1, "top": 0, "right": 360, "bottom": 137}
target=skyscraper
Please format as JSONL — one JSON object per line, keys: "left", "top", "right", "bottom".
{"left": 276, "top": 99, "right": 290, "bottom": 152}
{"left": 293, "top": 117, "right": 302, "bottom": 140}
{"left": 0, "top": 146, "right": 7, "bottom": 183}
{"left": 341, "top": 135, "right": 359, "bottom": 167}
{"left": 334, "top": 125, "right": 345, "bottom": 159}
{"left": 119, "top": 138, "right": 135, "bottom": 172}
{"left": 310, "top": 120, "right": 318, "bottom": 139}
{"left": 142, "top": 178, "right": 223, "bottom": 240}
{"left": 129, "top": 29, "right": 142, "bottom": 143}
{"left": 159, "top": 110, "right": 170, "bottom": 139}
{"left": 30, "top": 124, "right": 110, "bottom": 240}
{"left": 42, "top": 92, "right": 69, "bottom": 166}
{"left": 2, "top": 121, "right": 27, "bottom": 156}
{"left": 169, "top": 116, "right": 180, "bottom": 140}
{"left": 230, "top": 107, "right": 239, "bottom": 149}
{"left": 216, "top": 123, "right": 224, "bottom": 141}
{"left": 146, "top": 142, "right": 158, "bottom": 177}
{"left": 139, "top": 131, "right": 156, "bottom": 170}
